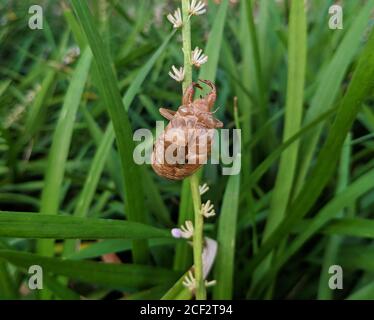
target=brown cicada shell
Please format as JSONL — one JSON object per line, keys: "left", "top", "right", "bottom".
{"left": 151, "top": 80, "right": 223, "bottom": 180}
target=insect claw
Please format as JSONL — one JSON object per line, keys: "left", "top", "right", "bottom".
{"left": 192, "top": 81, "right": 203, "bottom": 90}
{"left": 198, "top": 79, "right": 213, "bottom": 88}
{"left": 183, "top": 82, "right": 202, "bottom": 105}
{"left": 199, "top": 80, "right": 216, "bottom": 110}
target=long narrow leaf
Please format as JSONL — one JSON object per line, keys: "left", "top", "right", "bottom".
{"left": 37, "top": 48, "right": 93, "bottom": 258}
{"left": 0, "top": 212, "right": 172, "bottom": 240}
{"left": 0, "top": 250, "right": 179, "bottom": 290}
{"left": 247, "top": 29, "right": 374, "bottom": 274}
{"left": 213, "top": 173, "right": 240, "bottom": 299}
{"left": 70, "top": 0, "right": 148, "bottom": 263}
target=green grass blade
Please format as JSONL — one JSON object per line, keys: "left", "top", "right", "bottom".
{"left": 323, "top": 218, "right": 374, "bottom": 239}
{"left": 70, "top": 0, "right": 148, "bottom": 263}
{"left": 73, "top": 125, "right": 113, "bottom": 219}
{"left": 255, "top": 1, "right": 306, "bottom": 291}
{"left": 122, "top": 31, "right": 175, "bottom": 108}
{"left": 338, "top": 245, "right": 374, "bottom": 273}
{"left": 0, "top": 80, "right": 11, "bottom": 97}
{"left": 213, "top": 173, "right": 240, "bottom": 299}
{"left": 252, "top": 167, "right": 374, "bottom": 295}
{"left": 161, "top": 270, "right": 192, "bottom": 300}
{"left": 0, "top": 212, "right": 172, "bottom": 240}
{"left": 24, "top": 31, "right": 69, "bottom": 140}
{"left": 0, "top": 250, "right": 179, "bottom": 290}
{"left": 0, "top": 262, "right": 17, "bottom": 299}
{"left": 263, "top": 0, "right": 306, "bottom": 241}
{"left": 198, "top": 0, "right": 229, "bottom": 82}
{"left": 247, "top": 28, "right": 374, "bottom": 275}
{"left": 63, "top": 126, "right": 114, "bottom": 255}
{"left": 67, "top": 239, "right": 175, "bottom": 260}
{"left": 240, "top": 108, "right": 337, "bottom": 213}
{"left": 295, "top": 0, "right": 374, "bottom": 193}
{"left": 236, "top": 0, "right": 253, "bottom": 184}
{"left": 124, "top": 284, "right": 172, "bottom": 300}
{"left": 347, "top": 282, "right": 374, "bottom": 300}
{"left": 318, "top": 134, "right": 351, "bottom": 299}
{"left": 43, "top": 274, "right": 80, "bottom": 300}
{"left": 245, "top": 0, "right": 265, "bottom": 114}
{"left": 37, "top": 48, "right": 93, "bottom": 257}
{"left": 69, "top": 28, "right": 174, "bottom": 228}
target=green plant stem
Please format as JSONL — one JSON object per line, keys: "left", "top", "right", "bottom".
{"left": 181, "top": 0, "right": 192, "bottom": 93}
{"left": 181, "top": 0, "right": 205, "bottom": 300}
{"left": 190, "top": 174, "right": 206, "bottom": 299}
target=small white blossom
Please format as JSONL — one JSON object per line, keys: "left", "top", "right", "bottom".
{"left": 188, "top": 0, "right": 206, "bottom": 16}
{"left": 191, "top": 47, "right": 208, "bottom": 68}
{"left": 63, "top": 46, "right": 81, "bottom": 65}
{"left": 25, "top": 84, "right": 41, "bottom": 103}
{"left": 168, "top": 65, "right": 185, "bottom": 82}
{"left": 182, "top": 270, "right": 216, "bottom": 292}
{"left": 199, "top": 183, "right": 209, "bottom": 196}
{"left": 205, "top": 279, "right": 217, "bottom": 287}
{"left": 3, "top": 104, "right": 25, "bottom": 129}
{"left": 201, "top": 200, "right": 215, "bottom": 218}
{"left": 167, "top": 8, "right": 183, "bottom": 28}
{"left": 171, "top": 220, "right": 194, "bottom": 239}
{"left": 182, "top": 270, "right": 196, "bottom": 291}
{"left": 25, "top": 91, "right": 36, "bottom": 103}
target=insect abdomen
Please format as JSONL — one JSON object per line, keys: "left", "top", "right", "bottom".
{"left": 151, "top": 113, "right": 213, "bottom": 180}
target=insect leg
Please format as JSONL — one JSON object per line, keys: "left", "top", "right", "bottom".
{"left": 214, "top": 118, "right": 224, "bottom": 128}
{"left": 183, "top": 82, "right": 202, "bottom": 105}
{"left": 159, "top": 108, "right": 176, "bottom": 120}
{"left": 199, "top": 79, "right": 216, "bottom": 110}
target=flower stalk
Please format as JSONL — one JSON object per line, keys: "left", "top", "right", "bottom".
{"left": 181, "top": 0, "right": 206, "bottom": 300}
{"left": 181, "top": 0, "right": 193, "bottom": 93}
{"left": 190, "top": 174, "right": 206, "bottom": 299}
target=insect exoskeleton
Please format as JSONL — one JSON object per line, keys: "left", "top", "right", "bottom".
{"left": 151, "top": 79, "right": 223, "bottom": 180}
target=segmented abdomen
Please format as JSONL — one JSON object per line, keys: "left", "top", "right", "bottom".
{"left": 151, "top": 112, "right": 214, "bottom": 180}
